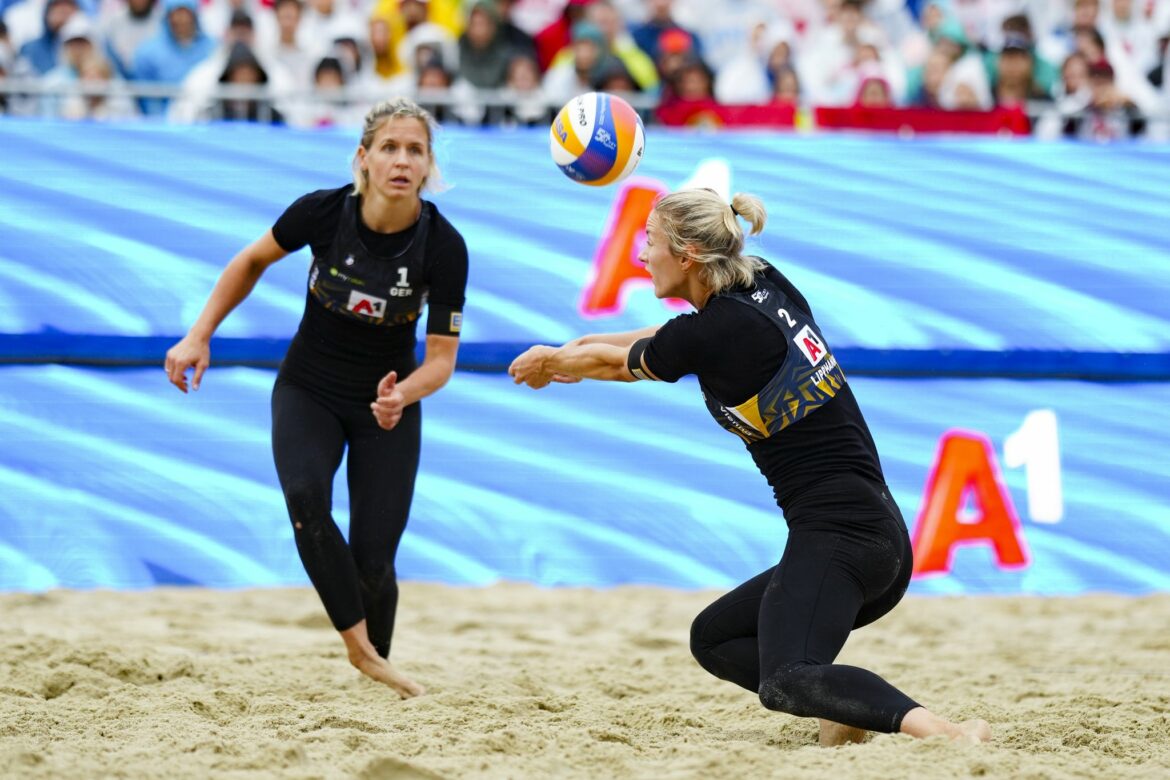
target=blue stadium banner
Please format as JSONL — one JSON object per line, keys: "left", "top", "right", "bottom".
{"left": 0, "top": 120, "right": 1168, "bottom": 595}
{"left": 1, "top": 366, "right": 1167, "bottom": 595}
{"left": 1, "top": 120, "right": 1168, "bottom": 375}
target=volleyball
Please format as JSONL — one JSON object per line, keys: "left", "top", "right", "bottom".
{"left": 550, "top": 92, "right": 645, "bottom": 186}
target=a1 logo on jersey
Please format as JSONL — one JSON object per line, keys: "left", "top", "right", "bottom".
{"left": 793, "top": 325, "right": 827, "bottom": 366}
{"left": 347, "top": 290, "right": 387, "bottom": 318}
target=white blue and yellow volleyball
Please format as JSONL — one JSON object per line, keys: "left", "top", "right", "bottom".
{"left": 550, "top": 92, "right": 645, "bottom": 186}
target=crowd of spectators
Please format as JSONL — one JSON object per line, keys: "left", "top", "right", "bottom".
{"left": 1, "top": 0, "right": 1168, "bottom": 139}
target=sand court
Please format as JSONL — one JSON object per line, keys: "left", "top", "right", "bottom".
{"left": 1, "top": 584, "right": 1168, "bottom": 778}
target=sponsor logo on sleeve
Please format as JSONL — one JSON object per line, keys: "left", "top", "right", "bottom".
{"left": 449, "top": 312, "right": 462, "bottom": 333}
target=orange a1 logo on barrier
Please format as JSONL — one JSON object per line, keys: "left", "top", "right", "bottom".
{"left": 911, "top": 430, "right": 1029, "bottom": 576}
{"left": 579, "top": 180, "right": 665, "bottom": 316}
{"left": 912, "top": 411, "right": 1062, "bottom": 577}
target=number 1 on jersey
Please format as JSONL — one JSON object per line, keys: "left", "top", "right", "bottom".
{"left": 395, "top": 267, "right": 409, "bottom": 287}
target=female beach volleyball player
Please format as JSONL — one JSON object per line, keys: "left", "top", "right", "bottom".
{"left": 509, "top": 188, "right": 990, "bottom": 744}
{"left": 165, "top": 98, "right": 468, "bottom": 698}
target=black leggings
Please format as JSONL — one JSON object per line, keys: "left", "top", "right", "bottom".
{"left": 690, "top": 505, "right": 919, "bottom": 733}
{"left": 271, "top": 380, "right": 420, "bottom": 659}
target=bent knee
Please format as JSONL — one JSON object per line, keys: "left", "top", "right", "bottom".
{"left": 688, "top": 614, "right": 715, "bottom": 670}
{"left": 758, "top": 664, "right": 816, "bottom": 716}
{"left": 347, "top": 648, "right": 367, "bottom": 669}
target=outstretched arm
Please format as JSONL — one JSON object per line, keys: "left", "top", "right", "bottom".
{"left": 164, "top": 230, "right": 288, "bottom": 393}
{"left": 564, "top": 324, "right": 662, "bottom": 349}
{"left": 509, "top": 341, "right": 641, "bottom": 388}
{"left": 529, "top": 324, "right": 664, "bottom": 385}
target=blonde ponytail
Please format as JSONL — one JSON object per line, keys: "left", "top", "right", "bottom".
{"left": 652, "top": 189, "right": 768, "bottom": 294}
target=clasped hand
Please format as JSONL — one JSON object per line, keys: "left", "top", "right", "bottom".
{"left": 508, "top": 346, "right": 554, "bottom": 389}
{"left": 509, "top": 346, "right": 580, "bottom": 389}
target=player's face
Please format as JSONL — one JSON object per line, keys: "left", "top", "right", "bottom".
{"left": 638, "top": 218, "right": 686, "bottom": 299}
{"left": 362, "top": 117, "right": 431, "bottom": 200}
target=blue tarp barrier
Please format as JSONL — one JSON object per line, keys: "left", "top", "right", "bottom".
{"left": 1, "top": 120, "right": 1169, "bottom": 376}
{"left": 1, "top": 365, "right": 1166, "bottom": 594}
{"left": 1, "top": 120, "right": 1167, "bottom": 595}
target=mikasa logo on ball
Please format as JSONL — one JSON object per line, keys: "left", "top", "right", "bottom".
{"left": 595, "top": 128, "right": 616, "bottom": 150}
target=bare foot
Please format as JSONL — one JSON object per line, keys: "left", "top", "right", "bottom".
{"left": 353, "top": 654, "right": 426, "bottom": 699}
{"left": 953, "top": 719, "right": 992, "bottom": 745}
{"left": 901, "top": 707, "right": 991, "bottom": 743}
{"left": 818, "top": 719, "right": 869, "bottom": 747}
{"left": 339, "top": 620, "right": 425, "bottom": 699}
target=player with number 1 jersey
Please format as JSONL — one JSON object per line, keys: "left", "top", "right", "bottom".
{"left": 165, "top": 99, "right": 467, "bottom": 698}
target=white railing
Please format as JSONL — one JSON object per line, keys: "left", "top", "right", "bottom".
{"left": 0, "top": 79, "right": 660, "bottom": 126}
{"left": 0, "top": 78, "right": 1166, "bottom": 140}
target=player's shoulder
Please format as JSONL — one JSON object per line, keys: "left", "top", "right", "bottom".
{"left": 703, "top": 283, "right": 781, "bottom": 336}
{"left": 426, "top": 201, "right": 464, "bottom": 237}
{"left": 756, "top": 259, "right": 796, "bottom": 291}
{"left": 659, "top": 302, "right": 734, "bottom": 346}
{"left": 753, "top": 259, "right": 814, "bottom": 318}
{"left": 273, "top": 185, "right": 353, "bottom": 252}
{"left": 290, "top": 184, "right": 353, "bottom": 214}
{"left": 703, "top": 294, "right": 758, "bottom": 327}
{"left": 652, "top": 301, "right": 745, "bottom": 375}
{"left": 424, "top": 201, "right": 468, "bottom": 253}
